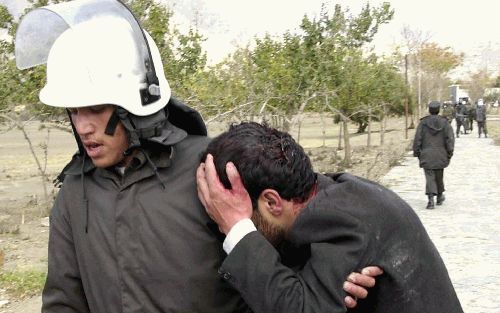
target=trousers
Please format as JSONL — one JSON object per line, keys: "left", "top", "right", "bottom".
{"left": 424, "top": 169, "right": 444, "bottom": 195}
{"left": 455, "top": 119, "right": 465, "bottom": 136}
{"left": 477, "top": 121, "right": 487, "bottom": 137}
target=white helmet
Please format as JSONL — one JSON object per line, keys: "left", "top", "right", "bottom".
{"left": 15, "top": 0, "right": 171, "bottom": 116}
{"left": 40, "top": 17, "right": 170, "bottom": 116}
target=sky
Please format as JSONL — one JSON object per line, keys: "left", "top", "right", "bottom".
{"left": 2, "top": 0, "right": 500, "bottom": 77}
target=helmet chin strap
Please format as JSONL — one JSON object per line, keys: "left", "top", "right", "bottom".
{"left": 103, "top": 107, "right": 137, "bottom": 156}
{"left": 104, "top": 107, "right": 140, "bottom": 156}
{"left": 105, "top": 107, "right": 121, "bottom": 136}
{"left": 105, "top": 106, "right": 169, "bottom": 156}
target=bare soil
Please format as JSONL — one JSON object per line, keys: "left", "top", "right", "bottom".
{"left": 0, "top": 114, "right": 416, "bottom": 311}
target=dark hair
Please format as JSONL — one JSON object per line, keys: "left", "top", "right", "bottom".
{"left": 203, "top": 122, "right": 317, "bottom": 207}
{"left": 428, "top": 100, "right": 441, "bottom": 115}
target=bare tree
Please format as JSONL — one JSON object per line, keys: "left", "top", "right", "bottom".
{"left": 0, "top": 112, "right": 57, "bottom": 217}
{"left": 401, "top": 26, "right": 431, "bottom": 119}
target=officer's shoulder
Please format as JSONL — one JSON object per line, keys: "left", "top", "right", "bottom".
{"left": 174, "top": 134, "right": 211, "bottom": 151}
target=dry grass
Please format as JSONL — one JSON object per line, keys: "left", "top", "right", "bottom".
{"left": 486, "top": 115, "right": 500, "bottom": 145}
{"left": 0, "top": 270, "right": 46, "bottom": 299}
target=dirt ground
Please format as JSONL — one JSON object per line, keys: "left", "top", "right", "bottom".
{"left": 0, "top": 114, "right": 416, "bottom": 311}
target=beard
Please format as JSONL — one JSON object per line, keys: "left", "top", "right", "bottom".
{"left": 251, "top": 209, "right": 287, "bottom": 247}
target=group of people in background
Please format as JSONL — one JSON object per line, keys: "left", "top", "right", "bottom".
{"left": 442, "top": 98, "right": 488, "bottom": 138}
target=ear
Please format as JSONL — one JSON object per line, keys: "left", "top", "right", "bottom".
{"left": 258, "top": 189, "right": 284, "bottom": 217}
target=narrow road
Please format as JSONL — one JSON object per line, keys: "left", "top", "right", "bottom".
{"left": 381, "top": 131, "right": 500, "bottom": 313}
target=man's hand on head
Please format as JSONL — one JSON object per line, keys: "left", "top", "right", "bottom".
{"left": 343, "top": 266, "right": 384, "bottom": 309}
{"left": 196, "top": 154, "right": 253, "bottom": 234}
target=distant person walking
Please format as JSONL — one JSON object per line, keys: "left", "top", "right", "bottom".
{"left": 475, "top": 99, "right": 488, "bottom": 138}
{"left": 454, "top": 100, "right": 467, "bottom": 137}
{"left": 465, "top": 101, "right": 475, "bottom": 132}
{"left": 413, "top": 101, "right": 455, "bottom": 209}
{"left": 441, "top": 101, "right": 454, "bottom": 124}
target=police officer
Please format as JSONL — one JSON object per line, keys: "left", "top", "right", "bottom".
{"left": 441, "top": 101, "right": 454, "bottom": 124}
{"left": 413, "top": 101, "right": 455, "bottom": 209}
{"left": 475, "top": 99, "right": 488, "bottom": 138}
{"left": 454, "top": 100, "right": 467, "bottom": 137}
{"left": 465, "top": 100, "right": 475, "bottom": 132}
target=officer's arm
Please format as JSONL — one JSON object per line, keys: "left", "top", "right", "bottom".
{"left": 42, "top": 190, "right": 90, "bottom": 313}
{"left": 413, "top": 123, "right": 423, "bottom": 157}
{"left": 446, "top": 124, "right": 455, "bottom": 158}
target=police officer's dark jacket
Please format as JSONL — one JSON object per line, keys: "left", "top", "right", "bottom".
{"left": 42, "top": 104, "right": 249, "bottom": 312}
{"left": 413, "top": 114, "right": 454, "bottom": 169}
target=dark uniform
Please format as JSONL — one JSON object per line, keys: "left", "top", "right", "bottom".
{"left": 413, "top": 101, "right": 454, "bottom": 209}
{"left": 475, "top": 103, "right": 488, "bottom": 138}
{"left": 465, "top": 102, "right": 475, "bottom": 132}
{"left": 454, "top": 102, "right": 467, "bottom": 137}
{"left": 42, "top": 102, "right": 249, "bottom": 313}
{"left": 441, "top": 102, "right": 454, "bottom": 124}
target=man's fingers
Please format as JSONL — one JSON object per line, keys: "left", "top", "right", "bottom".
{"left": 347, "top": 272, "right": 375, "bottom": 288}
{"left": 344, "top": 267, "right": 384, "bottom": 304}
{"left": 344, "top": 296, "right": 357, "bottom": 309}
{"left": 361, "top": 266, "right": 384, "bottom": 277}
{"left": 343, "top": 281, "right": 368, "bottom": 299}
{"left": 226, "top": 162, "right": 245, "bottom": 191}
{"left": 196, "top": 163, "right": 208, "bottom": 208}
{"left": 204, "top": 154, "right": 224, "bottom": 191}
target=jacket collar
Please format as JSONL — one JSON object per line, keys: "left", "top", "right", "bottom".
{"left": 61, "top": 122, "right": 184, "bottom": 180}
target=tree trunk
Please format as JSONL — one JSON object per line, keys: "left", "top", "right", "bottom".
{"left": 338, "top": 121, "right": 343, "bottom": 150}
{"left": 297, "top": 119, "right": 302, "bottom": 144}
{"left": 367, "top": 107, "right": 372, "bottom": 147}
{"left": 320, "top": 112, "right": 326, "bottom": 147}
{"left": 417, "top": 57, "right": 422, "bottom": 119}
{"left": 380, "top": 104, "right": 386, "bottom": 146}
{"left": 343, "top": 119, "right": 351, "bottom": 166}
{"left": 282, "top": 117, "right": 291, "bottom": 132}
{"left": 404, "top": 54, "right": 409, "bottom": 139}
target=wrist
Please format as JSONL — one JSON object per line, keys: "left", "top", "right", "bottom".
{"left": 225, "top": 215, "right": 251, "bottom": 235}
{"left": 222, "top": 219, "right": 257, "bottom": 254}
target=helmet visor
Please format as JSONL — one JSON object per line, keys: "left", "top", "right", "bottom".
{"left": 15, "top": 0, "right": 150, "bottom": 72}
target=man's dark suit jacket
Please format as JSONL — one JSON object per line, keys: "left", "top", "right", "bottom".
{"left": 218, "top": 173, "right": 463, "bottom": 313}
